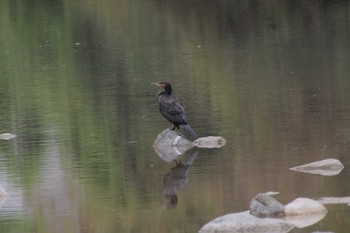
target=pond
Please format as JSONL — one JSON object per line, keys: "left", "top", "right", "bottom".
{"left": 0, "top": 0, "right": 350, "bottom": 232}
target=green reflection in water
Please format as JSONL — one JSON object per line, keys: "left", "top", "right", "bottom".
{"left": 0, "top": 0, "right": 350, "bottom": 232}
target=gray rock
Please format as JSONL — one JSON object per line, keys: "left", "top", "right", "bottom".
{"left": 311, "top": 232, "right": 334, "bottom": 233}
{"left": 199, "top": 211, "right": 294, "bottom": 233}
{"left": 250, "top": 193, "right": 284, "bottom": 217}
{"left": 317, "top": 196, "right": 350, "bottom": 205}
{"left": 153, "top": 129, "right": 194, "bottom": 163}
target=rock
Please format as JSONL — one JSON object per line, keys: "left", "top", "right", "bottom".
{"left": 317, "top": 196, "right": 350, "bottom": 205}
{"left": 311, "top": 232, "right": 334, "bottom": 233}
{"left": 199, "top": 211, "right": 294, "bottom": 233}
{"left": 199, "top": 195, "right": 329, "bottom": 233}
{"left": 193, "top": 136, "right": 226, "bottom": 148}
{"left": 0, "top": 133, "right": 16, "bottom": 140}
{"left": 250, "top": 193, "right": 284, "bottom": 217}
{"left": 289, "top": 158, "right": 344, "bottom": 176}
{"left": 284, "top": 198, "right": 327, "bottom": 215}
{"left": 153, "top": 129, "right": 194, "bottom": 163}
{"left": 153, "top": 129, "right": 227, "bottom": 162}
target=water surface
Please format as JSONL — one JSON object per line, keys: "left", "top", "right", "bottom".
{"left": 0, "top": 0, "right": 350, "bottom": 232}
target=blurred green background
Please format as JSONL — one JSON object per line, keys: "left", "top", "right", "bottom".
{"left": 0, "top": 0, "right": 350, "bottom": 232}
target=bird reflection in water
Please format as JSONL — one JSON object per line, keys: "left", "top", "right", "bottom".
{"left": 163, "top": 150, "right": 199, "bottom": 209}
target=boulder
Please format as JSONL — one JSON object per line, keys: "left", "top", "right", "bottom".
{"left": 153, "top": 129, "right": 193, "bottom": 163}
{"left": 250, "top": 193, "right": 284, "bottom": 217}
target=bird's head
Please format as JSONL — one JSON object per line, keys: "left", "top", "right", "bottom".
{"left": 152, "top": 81, "right": 172, "bottom": 94}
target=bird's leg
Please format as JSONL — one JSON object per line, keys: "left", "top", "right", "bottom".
{"left": 174, "top": 160, "right": 183, "bottom": 167}
{"left": 171, "top": 125, "right": 176, "bottom": 130}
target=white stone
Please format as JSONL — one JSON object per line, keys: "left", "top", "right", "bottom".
{"left": 193, "top": 136, "right": 226, "bottom": 148}
{"left": 0, "top": 133, "right": 16, "bottom": 140}
{"left": 284, "top": 198, "right": 327, "bottom": 215}
{"left": 289, "top": 158, "right": 344, "bottom": 176}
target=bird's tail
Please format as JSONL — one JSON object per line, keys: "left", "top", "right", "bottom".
{"left": 182, "top": 125, "right": 198, "bottom": 140}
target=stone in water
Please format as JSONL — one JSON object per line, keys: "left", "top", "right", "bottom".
{"left": 0, "top": 133, "right": 16, "bottom": 140}
{"left": 289, "top": 158, "right": 344, "bottom": 176}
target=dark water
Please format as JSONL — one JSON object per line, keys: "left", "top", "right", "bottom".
{"left": 0, "top": 0, "right": 350, "bottom": 232}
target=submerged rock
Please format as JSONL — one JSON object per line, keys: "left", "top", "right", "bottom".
{"left": 289, "top": 158, "right": 344, "bottom": 176}
{"left": 250, "top": 193, "right": 284, "bottom": 217}
{"left": 317, "top": 196, "right": 350, "bottom": 205}
{"left": 0, "top": 133, "right": 16, "bottom": 140}
{"left": 199, "top": 211, "right": 294, "bottom": 233}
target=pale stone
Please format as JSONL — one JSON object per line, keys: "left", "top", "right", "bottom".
{"left": 193, "top": 136, "right": 226, "bottom": 148}
{"left": 284, "top": 198, "right": 327, "bottom": 215}
{"left": 289, "top": 158, "right": 344, "bottom": 176}
{"left": 317, "top": 196, "right": 350, "bottom": 205}
{"left": 199, "top": 211, "right": 294, "bottom": 233}
{"left": 0, "top": 133, "right": 16, "bottom": 140}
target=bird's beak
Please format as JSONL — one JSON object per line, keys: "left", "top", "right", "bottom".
{"left": 151, "top": 82, "right": 164, "bottom": 88}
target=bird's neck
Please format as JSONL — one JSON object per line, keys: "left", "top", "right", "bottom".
{"left": 159, "top": 89, "right": 171, "bottom": 96}
{"left": 165, "top": 86, "right": 172, "bottom": 95}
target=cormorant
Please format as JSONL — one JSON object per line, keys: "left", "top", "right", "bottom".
{"left": 153, "top": 81, "right": 197, "bottom": 140}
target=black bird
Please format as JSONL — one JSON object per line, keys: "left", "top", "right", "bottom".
{"left": 153, "top": 81, "right": 197, "bottom": 140}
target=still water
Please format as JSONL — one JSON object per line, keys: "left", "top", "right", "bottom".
{"left": 0, "top": 0, "right": 350, "bottom": 232}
